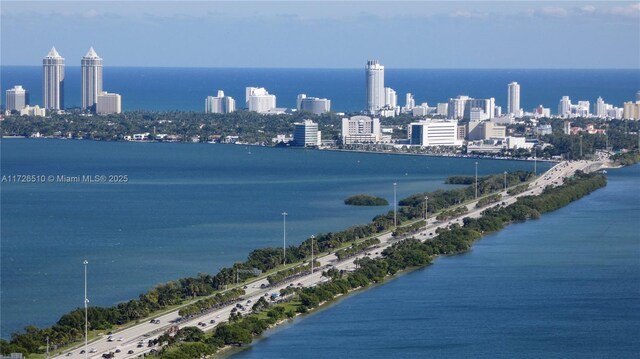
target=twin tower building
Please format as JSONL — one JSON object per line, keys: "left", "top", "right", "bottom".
{"left": 43, "top": 46, "right": 120, "bottom": 114}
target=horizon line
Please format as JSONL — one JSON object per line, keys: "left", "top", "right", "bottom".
{"left": 2, "top": 65, "right": 639, "bottom": 71}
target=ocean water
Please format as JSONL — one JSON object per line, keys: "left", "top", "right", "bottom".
{"left": 0, "top": 139, "right": 547, "bottom": 338}
{"left": 1, "top": 67, "right": 638, "bottom": 112}
{"left": 229, "top": 165, "right": 640, "bottom": 359}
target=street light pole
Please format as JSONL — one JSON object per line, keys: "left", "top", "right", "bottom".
{"left": 393, "top": 182, "right": 397, "bottom": 227}
{"left": 424, "top": 196, "right": 428, "bottom": 233}
{"left": 310, "top": 235, "right": 315, "bottom": 274}
{"left": 580, "top": 135, "right": 583, "bottom": 158}
{"left": 282, "top": 212, "right": 287, "bottom": 266}
{"left": 504, "top": 171, "right": 507, "bottom": 191}
{"left": 83, "top": 260, "right": 88, "bottom": 359}
{"left": 475, "top": 161, "right": 478, "bottom": 199}
{"left": 534, "top": 150, "right": 537, "bottom": 175}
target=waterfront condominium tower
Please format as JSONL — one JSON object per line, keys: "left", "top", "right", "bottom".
{"left": 507, "top": 82, "right": 520, "bottom": 116}
{"left": 81, "top": 47, "right": 103, "bottom": 111}
{"left": 43, "top": 47, "right": 65, "bottom": 110}
{"left": 366, "top": 60, "right": 385, "bottom": 115}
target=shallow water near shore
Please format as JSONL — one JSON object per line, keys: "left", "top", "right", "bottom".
{"left": 228, "top": 165, "right": 640, "bottom": 359}
{"left": 0, "top": 139, "right": 546, "bottom": 338}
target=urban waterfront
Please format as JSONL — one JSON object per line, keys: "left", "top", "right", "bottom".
{"left": 0, "top": 139, "right": 548, "bottom": 338}
{"left": 2, "top": 67, "right": 638, "bottom": 113}
{"left": 228, "top": 164, "right": 640, "bottom": 359}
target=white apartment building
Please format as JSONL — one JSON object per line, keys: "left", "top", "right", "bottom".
{"left": 384, "top": 87, "right": 397, "bottom": 108}
{"left": 366, "top": 60, "right": 384, "bottom": 115}
{"left": 341, "top": 115, "right": 381, "bottom": 144}
{"left": 19, "top": 105, "right": 46, "bottom": 117}
{"left": 206, "top": 90, "right": 236, "bottom": 114}
{"left": 409, "top": 120, "right": 461, "bottom": 147}
{"left": 81, "top": 47, "right": 103, "bottom": 111}
{"left": 246, "top": 87, "right": 276, "bottom": 113}
{"left": 5, "top": 85, "right": 29, "bottom": 112}
{"left": 297, "top": 94, "right": 330, "bottom": 114}
{"left": 43, "top": 47, "right": 64, "bottom": 110}
{"left": 507, "top": 82, "right": 521, "bottom": 116}
{"left": 96, "top": 91, "right": 121, "bottom": 114}
{"left": 293, "top": 119, "right": 320, "bottom": 147}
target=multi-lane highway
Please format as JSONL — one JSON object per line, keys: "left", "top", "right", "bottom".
{"left": 53, "top": 159, "right": 599, "bottom": 359}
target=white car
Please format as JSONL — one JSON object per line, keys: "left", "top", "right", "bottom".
{"left": 89, "top": 348, "right": 97, "bottom": 353}
{"left": 117, "top": 337, "right": 124, "bottom": 341}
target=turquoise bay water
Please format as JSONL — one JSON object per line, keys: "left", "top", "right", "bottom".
{"left": 0, "top": 139, "right": 545, "bottom": 338}
{"left": 229, "top": 165, "right": 640, "bottom": 359}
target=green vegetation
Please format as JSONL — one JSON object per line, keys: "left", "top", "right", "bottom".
{"left": 444, "top": 175, "right": 487, "bottom": 185}
{"left": 344, "top": 194, "right": 389, "bottom": 206}
{"left": 148, "top": 171, "right": 606, "bottom": 359}
{"left": 178, "top": 289, "right": 245, "bottom": 318}
{"left": 0, "top": 169, "right": 535, "bottom": 358}
{"left": 610, "top": 151, "right": 640, "bottom": 166}
{"left": 335, "top": 238, "right": 381, "bottom": 260}
{"left": 391, "top": 220, "right": 426, "bottom": 237}
{"left": 475, "top": 194, "right": 502, "bottom": 208}
{"left": 507, "top": 184, "right": 529, "bottom": 195}
{"left": 436, "top": 206, "right": 468, "bottom": 221}
{"left": 266, "top": 261, "right": 321, "bottom": 286}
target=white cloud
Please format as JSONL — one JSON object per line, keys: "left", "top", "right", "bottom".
{"left": 580, "top": 5, "right": 596, "bottom": 13}
{"left": 83, "top": 9, "right": 98, "bottom": 18}
{"left": 541, "top": 6, "right": 568, "bottom": 17}
{"left": 450, "top": 10, "right": 486, "bottom": 19}
{"left": 609, "top": 2, "right": 640, "bottom": 17}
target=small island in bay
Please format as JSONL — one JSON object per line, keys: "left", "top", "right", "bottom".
{"left": 344, "top": 194, "right": 389, "bottom": 206}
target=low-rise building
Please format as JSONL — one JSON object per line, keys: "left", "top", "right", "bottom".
{"left": 292, "top": 119, "right": 320, "bottom": 147}
{"left": 409, "top": 120, "right": 461, "bottom": 147}
{"left": 341, "top": 116, "right": 381, "bottom": 144}
{"left": 19, "top": 105, "right": 46, "bottom": 117}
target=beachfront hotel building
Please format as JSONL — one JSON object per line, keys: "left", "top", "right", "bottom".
{"left": 366, "top": 60, "right": 385, "bottom": 115}
{"left": 507, "top": 82, "right": 521, "bottom": 116}
{"left": 96, "top": 91, "right": 121, "bottom": 114}
{"left": 341, "top": 115, "right": 381, "bottom": 144}
{"left": 296, "top": 94, "right": 330, "bottom": 114}
{"left": 43, "top": 47, "right": 64, "bottom": 110}
{"left": 246, "top": 87, "right": 276, "bottom": 113}
{"left": 81, "top": 47, "right": 103, "bottom": 111}
{"left": 409, "top": 120, "right": 461, "bottom": 147}
{"left": 206, "top": 90, "right": 236, "bottom": 114}
{"left": 623, "top": 101, "right": 640, "bottom": 120}
{"left": 448, "top": 96, "right": 495, "bottom": 120}
{"left": 5, "top": 85, "right": 29, "bottom": 112}
{"left": 293, "top": 119, "right": 320, "bottom": 147}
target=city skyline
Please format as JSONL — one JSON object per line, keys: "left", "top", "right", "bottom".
{"left": 2, "top": 1, "right": 639, "bottom": 69}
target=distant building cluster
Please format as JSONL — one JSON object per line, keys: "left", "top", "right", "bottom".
{"left": 4, "top": 46, "right": 122, "bottom": 116}
{"left": 205, "top": 90, "right": 236, "bottom": 114}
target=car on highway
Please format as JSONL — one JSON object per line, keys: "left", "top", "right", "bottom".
{"left": 66, "top": 353, "right": 72, "bottom": 357}
{"left": 80, "top": 350, "right": 85, "bottom": 354}
{"left": 117, "top": 337, "right": 124, "bottom": 341}
{"left": 127, "top": 350, "right": 134, "bottom": 354}
{"left": 209, "top": 319, "right": 216, "bottom": 324}
{"left": 89, "top": 348, "right": 97, "bottom": 353}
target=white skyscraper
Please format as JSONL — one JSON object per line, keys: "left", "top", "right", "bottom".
{"left": 43, "top": 47, "right": 64, "bottom": 110}
{"left": 206, "top": 90, "right": 236, "bottom": 114}
{"left": 384, "top": 87, "right": 397, "bottom": 108}
{"left": 5, "top": 85, "right": 29, "bottom": 112}
{"left": 81, "top": 47, "right": 103, "bottom": 111}
{"left": 366, "top": 60, "right": 384, "bottom": 115}
{"left": 595, "top": 97, "right": 606, "bottom": 118}
{"left": 507, "top": 82, "right": 520, "bottom": 116}
{"left": 405, "top": 93, "right": 415, "bottom": 110}
{"left": 558, "top": 96, "right": 572, "bottom": 117}
{"left": 246, "top": 87, "right": 276, "bottom": 113}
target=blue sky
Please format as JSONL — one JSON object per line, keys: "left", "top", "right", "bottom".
{"left": 1, "top": 1, "right": 639, "bottom": 68}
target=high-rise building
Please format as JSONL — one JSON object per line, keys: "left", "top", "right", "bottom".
{"left": 563, "top": 121, "right": 571, "bottom": 135}
{"left": 405, "top": 93, "right": 415, "bottom": 111}
{"left": 595, "top": 97, "right": 606, "bottom": 118}
{"left": 206, "top": 90, "right": 236, "bottom": 114}
{"left": 436, "top": 103, "right": 448, "bottom": 116}
{"left": 448, "top": 96, "right": 469, "bottom": 119}
{"left": 558, "top": 96, "right": 572, "bottom": 117}
{"left": 246, "top": 87, "right": 276, "bottom": 113}
{"left": 297, "top": 94, "right": 330, "bottom": 114}
{"left": 447, "top": 96, "right": 494, "bottom": 120}
{"left": 5, "top": 85, "right": 29, "bottom": 112}
{"left": 507, "top": 82, "right": 521, "bottom": 116}
{"left": 384, "top": 87, "right": 397, "bottom": 108}
{"left": 96, "top": 91, "right": 121, "bottom": 114}
{"left": 409, "top": 120, "right": 461, "bottom": 147}
{"left": 623, "top": 101, "right": 640, "bottom": 120}
{"left": 293, "top": 119, "right": 320, "bottom": 147}
{"left": 341, "top": 115, "right": 381, "bottom": 144}
{"left": 81, "top": 47, "right": 103, "bottom": 111}
{"left": 43, "top": 47, "right": 64, "bottom": 110}
{"left": 366, "top": 60, "right": 384, "bottom": 115}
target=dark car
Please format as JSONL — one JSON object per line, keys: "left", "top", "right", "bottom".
{"left": 127, "top": 350, "right": 134, "bottom": 355}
